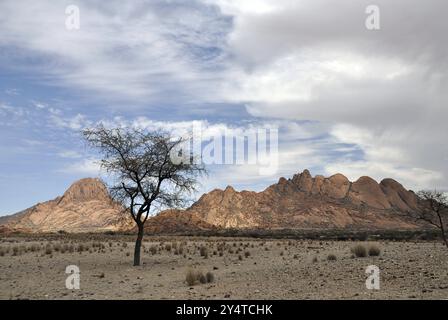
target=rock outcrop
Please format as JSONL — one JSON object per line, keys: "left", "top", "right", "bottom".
{"left": 0, "top": 178, "right": 133, "bottom": 233}
{"left": 0, "top": 170, "right": 424, "bottom": 233}
{"left": 175, "top": 169, "right": 422, "bottom": 230}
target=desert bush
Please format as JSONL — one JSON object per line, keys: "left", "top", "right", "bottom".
{"left": 219, "top": 251, "right": 223, "bottom": 257}
{"left": 53, "top": 243, "right": 61, "bottom": 252}
{"left": 29, "top": 244, "right": 40, "bottom": 252}
{"left": 199, "top": 273, "right": 207, "bottom": 284}
{"left": 293, "top": 254, "right": 298, "bottom": 259}
{"left": 327, "top": 254, "right": 337, "bottom": 261}
{"left": 165, "top": 243, "right": 172, "bottom": 252}
{"left": 368, "top": 245, "right": 381, "bottom": 256}
{"left": 206, "top": 272, "right": 214, "bottom": 283}
{"left": 352, "top": 244, "right": 367, "bottom": 258}
{"left": 12, "top": 246, "right": 20, "bottom": 256}
{"left": 45, "top": 244, "right": 53, "bottom": 255}
{"left": 238, "top": 254, "right": 243, "bottom": 261}
{"left": 312, "top": 256, "right": 318, "bottom": 263}
{"left": 199, "top": 246, "right": 208, "bottom": 257}
{"left": 149, "top": 245, "right": 157, "bottom": 255}
{"left": 77, "top": 244, "right": 85, "bottom": 253}
{"left": 186, "top": 269, "right": 204, "bottom": 286}
{"left": 280, "top": 251, "right": 284, "bottom": 256}
{"left": 244, "top": 251, "right": 250, "bottom": 258}
{"left": 0, "top": 248, "right": 5, "bottom": 256}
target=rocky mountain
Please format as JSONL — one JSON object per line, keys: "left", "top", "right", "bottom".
{"left": 141, "top": 209, "right": 217, "bottom": 234}
{"left": 0, "top": 178, "right": 132, "bottom": 233}
{"left": 169, "top": 169, "right": 422, "bottom": 230}
{"left": 0, "top": 170, "right": 426, "bottom": 234}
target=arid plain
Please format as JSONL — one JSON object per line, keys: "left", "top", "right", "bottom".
{"left": 1, "top": 236, "right": 447, "bottom": 300}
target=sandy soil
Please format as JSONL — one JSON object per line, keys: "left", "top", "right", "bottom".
{"left": 0, "top": 237, "right": 447, "bottom": 300}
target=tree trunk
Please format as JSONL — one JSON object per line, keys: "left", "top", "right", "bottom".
{"left": 436, "top": 213, "right": 448, "bottom": 248}
{"left": 133, "top": 223, "right": 144, "bottom": 266}
{"left": 440, "top": 225, "right": 448, "bottom": 248}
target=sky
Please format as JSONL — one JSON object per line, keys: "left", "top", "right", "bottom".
{"left": 0, "top": 0, "right": 447, "bottom": 216}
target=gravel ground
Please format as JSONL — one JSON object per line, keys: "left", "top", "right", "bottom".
{"left": 0, "top": 237, "right": 447, "bottom": 300}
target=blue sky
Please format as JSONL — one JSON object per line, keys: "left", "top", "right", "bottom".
{"left": 0, "top": 0, "right": 447, "bottom": 216}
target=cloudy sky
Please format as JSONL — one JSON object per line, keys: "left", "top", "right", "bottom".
{"left": 0, "top": 0, "right": 447, "bottom": 216}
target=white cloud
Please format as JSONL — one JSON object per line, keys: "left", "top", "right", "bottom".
{"left": 0, "top": 0, "right": 231, "bottom": 105}
{"left": 1, "top": 0, "right": 446, "bottom": 192}
{"left": 58, "top": 150, "right": 82, "bottom": 159}
{"left": 49, "top": 113, "right": 91, "bottom": 130}
{"left": 58, "top": 158, "right": 101, "bottom": 175}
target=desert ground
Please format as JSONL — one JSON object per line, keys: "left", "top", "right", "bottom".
{"left": 0, "top": 235, "right": 447, "bottom": 300}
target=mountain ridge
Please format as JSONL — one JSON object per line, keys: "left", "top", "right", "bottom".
{"left": 0, "top": 170, "right": 425, "bottom": 233}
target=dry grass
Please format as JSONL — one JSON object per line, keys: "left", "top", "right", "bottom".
{"left": 368, "top": 245, "right": 381, "bottom": 256}
{"left": 327, "top": 254, "right": 337, "bottom": 261}
{"left": 206, "top": 272, "right": 215, "bottom": 283}
{"left": 45, "top": 244, "right": 53, "bottom": 255}
{"left": 352, "top": 244, "right": 367, "bottom": 258}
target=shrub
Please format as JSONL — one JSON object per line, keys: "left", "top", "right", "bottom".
{"left": 238, "top": 254, "right": 243, "bottom": 261}
{"left": 327, "top": 254, "right": 337, "bottom": 261}
{"left": 352, "top": 244, "right": 367, "bottom": 258}
{"left": 12, "top": 246, "right": 20, "bottom": 256}
{"left": 186, "top": 269, "right": 203, "bottom": 286}
{"left": 165, "top": 243, "right": 172, "bottom": 252}
{"left": 29, "top": 244, "right": 40, "bottom": 252}
{"left": 244, "top": 251, "right": 250, "bottom": 258}
{"left": 199, "top": 246, "right": 208, "bottom": 257}
{"left": 312, "top": 256, "right": 318, "bottom": 263}
{"left": 77, "top": 244, "right": 85, "bottom": 253}
{"left": 368, "top": 245, "right": 381, "bottom": 256}
{"left": 149, "top": 245, "right": 157, "bottom": 255}
{"left": 199, "top": 274, "right": 207, "bottom": 284}
{"left": 45, "top": 245, "right": 53, "bottom": 255}
{"left": 206, "top": 272, "right": 214, "bottom": 283}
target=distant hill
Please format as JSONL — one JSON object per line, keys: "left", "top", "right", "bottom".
{"left": 0, "top": 178, "right": 132, "bottom": 233}
{"left": 159, "top": 169, "right": 423, "bottom": 230}
{"left": 0, "top": 169, "right": 427, "bottom": 234}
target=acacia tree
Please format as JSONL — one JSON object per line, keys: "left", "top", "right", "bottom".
{"left": 416, "top": 190, "right": 448, "bottom": 248}
{"left": 83, "top": 125, "right": 205, "bottom": 266}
